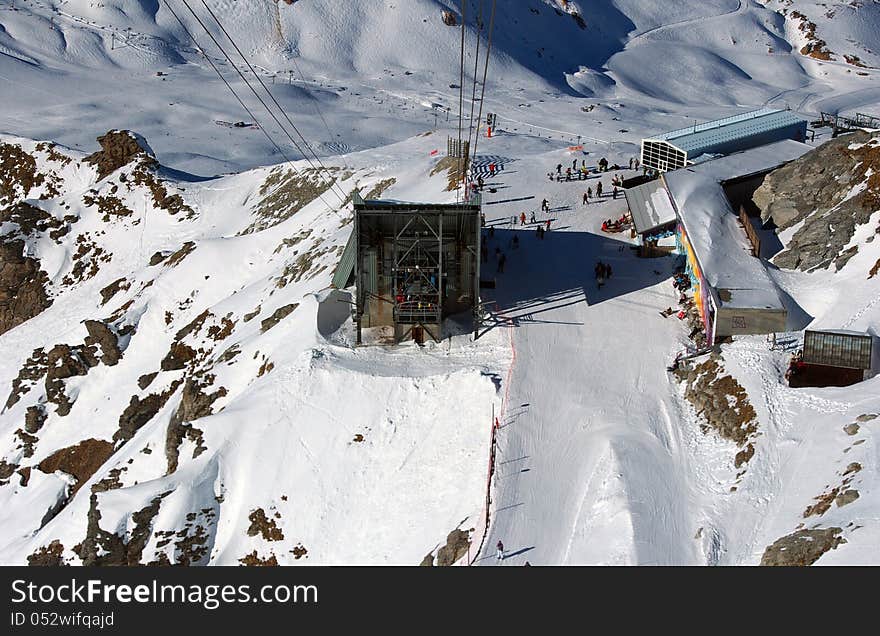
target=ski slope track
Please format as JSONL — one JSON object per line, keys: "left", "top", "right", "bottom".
{"left": 1, "top": 0, "right": 879, "bottom": 565}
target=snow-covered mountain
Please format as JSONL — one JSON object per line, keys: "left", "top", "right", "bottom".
{"left": 1, "top": 1, "right": 879, "bottom": 565}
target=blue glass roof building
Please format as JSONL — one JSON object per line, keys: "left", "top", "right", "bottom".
{"left": 641, "top": 108, "right": 808, "bottom": 173}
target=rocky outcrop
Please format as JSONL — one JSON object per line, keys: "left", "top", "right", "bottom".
{"left": 164, "top": 378, "right": 226, "bottom": 474}
{"left": 84, "top": 130, "right": 153, "bottom": 181}
{"left": 84, "top": 320, "right": 122, "bottom": 366}
{"left": 74, "top": 492, "right": 167, "bottom": 566}
{"left": 679, "top": 355, "right": 758, "bottom": 468}
{"left": 260, "top": 303, "right": 298, "bottom": 332}
{"left": 45, "top": 344, "right": 98, "bottom": 416}
{"left": 754, "top": 131, "right": 880, "bottom": 271}
{"left": 0, "top": 239, "right": 52, "bottom": 337}
{"left": 435, "top": 528, "right": 471, "bottom": 566}
{"left": 27, "top": 540, "right": 67, "bottom": 566}
{"left": 37, "top": 438, "right": 116, "bottom": 497}
{"left": 247, "top": 508, "right": 284, "bottom": 542}
{"left": 760, "top": 528, "right": 844, "bottom": 566}
{"left": 115, "top": 380, "right": 183, "bottom": 444}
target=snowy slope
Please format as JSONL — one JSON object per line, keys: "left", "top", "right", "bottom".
{"left": 1, "top": 0, "right": 880, "bottom": 566}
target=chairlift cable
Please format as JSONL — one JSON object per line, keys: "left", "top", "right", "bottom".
{"left": 197, "top": 0, "right": 350, "bottom": 205}
{"left": 163, "top": 0, "right": 327, "bottom": 210}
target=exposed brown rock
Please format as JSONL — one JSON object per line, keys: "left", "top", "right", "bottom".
{"left": 0, "top": 239, "right": 52, "bottom": 336}
{"left": 37, "top": 438, "right": 115, "bottom": 498}
{"left": 5, "top": 348, "right": 48, "bottom": 409}
{"left": 137, "top": 372, "right": 158, "bottom": 390}
{"left": 435, "top": 528, "right": 471, "bottom": 566}
{"left": 24, "top": 404, "right": 46, "bottom": 434}
{"left": 27, "top": 540, "right": 67, "bottom": 566}
{"left": 260, "top": 303, "right": 298, "bottom": 332}
{"left": 115, "top": 379, "right": 183, "bottom": 444}
{"left": 99, "top": 277, "right": 130, "bottom": 305}
{"left": 247, "top": 508, "right": 285, "bottom": 542}
{"left": 83, "top": 131, "right": 152, "bottom": 181}
{"left": 760, "top": 528, "right": 844, "bottom": 566}
{"left": 160, "top": 342, "right": 197, "bottom": 371}
{"left": 164, "top": 378, "right": 226, "bottom": 474}
{"left": 84, "top": 320, "right": 122, "bottom": 366}
{"left": 239, "top": 550, "right": 278, "bottom": 566}
{"left": 75, "top": 492, "right": 167, "bottom": 566}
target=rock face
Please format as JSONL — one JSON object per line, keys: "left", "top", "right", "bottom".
{"left": 83, "top": 130, "right": 154, "bottom": 181}
{"left": 753, "top": 131, "right": 880, "bottom": 271}
{"left": 164, "top": 378, "right": 226, "bottom": 474}
{"left": 84, "top": 320, "right": 122, "bottom": 366}
{"left": 75, "top": 493, "right": 165, "bottom": 566}
{"left": 760, "top": 528, "right": 844, "bottom": 566}
{"left": 0, "top": 239, "right": 52, "bottom": 336}
{"left": 435, "top": 529, "right": 471, "bottom": 566}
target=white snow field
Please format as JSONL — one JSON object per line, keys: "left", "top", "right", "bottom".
{"left": 1, "top": 1, "right": 879, "bottom": 565}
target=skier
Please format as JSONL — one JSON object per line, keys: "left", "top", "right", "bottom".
{"left": 582, "top": 191, "right": 588, "bottom": 205}
{"left": 520, "top": 212, "right": 527, "bottom": 226}
{"left": 596, "top": 181, "right": 603, "bottom": 197}
{"left": 530, "top": 211, "right": 536, "bottom": 224}
{"left": 582, "top": 158, "right": 586, "bottom": 169}
{"left": 587, "top": 186, "right": 593, "bottom": 201}
{"left": 496, "top": 540, "right": 505, "bottom": 561}
{"left": 556, "top": 163, "right": 562, "bottom": 174}
{"left": 541, "top": 198, "right": 549, "bottom": 212}
{"left": 489, "top": 162, "right": 496, "bottom": 176}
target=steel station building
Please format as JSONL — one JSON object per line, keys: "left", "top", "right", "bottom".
{"left": 640, "top": 107, "right": 808, "bottom": 173}
{"left": 333, "top": 192, "right": 482, "bottom": 344}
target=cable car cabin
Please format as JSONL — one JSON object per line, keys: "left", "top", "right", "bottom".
{"left": 351, "top": 192, "right": 481, "bottom": 344}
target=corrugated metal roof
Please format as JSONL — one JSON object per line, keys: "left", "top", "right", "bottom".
{"left": 803, "top": 330, "right": 873, "bottom": 370}
{"left": 331, "top": 230, "right": 356, "bottom": 289}
{"left": 647, "top": 108, "right": 807, "bottom": 154}
{"left": 682, "top": 140, "right": 812, "bottom": 183}
{"left": 624, "top": 179, "right": 676, "bottom": 235}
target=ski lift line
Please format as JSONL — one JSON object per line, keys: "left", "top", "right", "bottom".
{"left": 493, "top": 112, "right": 611, "bottom": 145}
{"left": 290, "top": 54, "right": 338, "bottom": 148}
{"left": 167, "top": 1, "right": 342, "bottom": 216}
{"left": 196, "top": 0, "right": 350, "bottom": 207}
{"left": 465, "top": 0, "right": 484, "bottom": 160}
{"left": 469, "top": 0, "right": 497, "bottom": 181}
{"left": 456, "top": 0, "right": 468, "bottom": 203}
{"left": 161, "top": 0, "right": 312, "bottom": 193}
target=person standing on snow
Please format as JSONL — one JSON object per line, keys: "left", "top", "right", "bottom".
{"left": 520, "top": 212, "right": 527, "bottom": 226}
{"left": 541, "top": 198, "right": 549, "bottom": 212}
{"left": 530, "top": 211, "right": 536, "bottom": 224}
{"left": 572, "top": 159, "right": 577, "bottom": 170}
{"left": 583, "top": 191, "right": 588, "bottom": 205}
{"left": 496, "top": 540, "right": 505, "bottom": 561}
{"left": 556, "top": 163, "right": 562, "bottom": 174}
{"left": 596, "top": 181, "right": 603, "bottom": 197}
